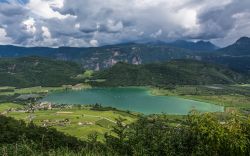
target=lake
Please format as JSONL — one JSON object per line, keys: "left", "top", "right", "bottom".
{"left": 42, "top": 87, "right": 224, "bottom": 115}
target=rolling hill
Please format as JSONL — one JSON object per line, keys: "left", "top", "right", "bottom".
{"left": 0, "top": 56, "right": 82, "bottom": 87}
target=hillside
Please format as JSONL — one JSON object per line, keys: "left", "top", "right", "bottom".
{"left": 201, "top": 37, "right": 250, "bottom": 73}
{"left": 92, "top": 60, "right": 244, "bottom": 87}
{"left": 218, "top": 37, "right": 250, "bottom": 56}
{"left": 0, "top": 56, "right": 82, "bottom": 87}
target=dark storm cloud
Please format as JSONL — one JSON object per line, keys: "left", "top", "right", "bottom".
{"left": 0, "top": 1, "right": 32, "bottom": 45}
{"left": 0, "top": 2, "right": 26, "bottom": 15}
{"left": 195, "top": 0, "right": 250, "bottom": 40}
{"left": 0, "top": 0, "right": 249, "bottom": 47}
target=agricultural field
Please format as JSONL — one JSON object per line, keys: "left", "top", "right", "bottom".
{"left": 0, "top": 103, "right": 137, "bottom": 140}
{"left": 0, "top": 103, "right": 23, "bottom": 112}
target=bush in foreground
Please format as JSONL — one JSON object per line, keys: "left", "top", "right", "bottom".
{"left": 1, "top": 112, "right": 250, "bottom": 155}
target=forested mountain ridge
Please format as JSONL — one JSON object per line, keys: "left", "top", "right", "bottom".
{"left": 201, "top": 37, "right": 250, "bottom": 73}
{"left": 0, "top": 44, "right": 193, "bottom": 70}
{"left": 218, "top": 37, "right": 250, "bottom": 56}
{"left": 0, "top": 37, "right": 249, "bottom": 72}
{"left": 1, "top": 56, "right": 246, "bottom": 88}
{"left": 92, "top": 60, "right": 245, "bottom": 87}
{"left": 0, "top": 56, "right": 82, "bottom": 87}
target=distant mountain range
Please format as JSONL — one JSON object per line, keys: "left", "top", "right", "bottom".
{"left": 167, "top": 40, "right": 218, "bottom": 51}
{"left": 0, "top": 37, "right": 249, "bottom": 73}
{"left": 0, "top": 43, "right": 195, "bottom": 70}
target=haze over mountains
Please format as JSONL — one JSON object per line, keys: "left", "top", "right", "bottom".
{"left": 0, "top": 37, "right": 249, "bottom": 73}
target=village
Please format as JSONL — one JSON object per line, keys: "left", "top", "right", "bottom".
{"left": 0, "top": 99, "right": 136, "bottom": 140}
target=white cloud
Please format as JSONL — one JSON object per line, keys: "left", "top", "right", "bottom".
{"left": 151, "top": 29, "right": 162, "bottom": 38}
{"left": 90, "top": 39, "right": 98, "bottom": 47}
{"left": 176, "top": 9, "right": 198, "bottom": 29}
{"left": 42, "top": 26, "right": 51, "bottom": 38}
{"left": 75, "top": 23, "right": 80, "bottom": 29}
{"left": 107, "top": 20, "right": 123, "bottom": 32}
{"left": 0, "top": 28, "right": 13, "bottom": 44}
{"left": 22, "top": 17, "right": 36, "bottom": 34}
{"left": 26, "top": 0, "right": 70, "bottom": 19}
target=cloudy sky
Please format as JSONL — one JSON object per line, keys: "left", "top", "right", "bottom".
{"left": 0, "top": 0, "right": 250, "bottom": 47}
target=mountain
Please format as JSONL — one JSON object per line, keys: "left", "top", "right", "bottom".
{"left": 0, "top": 44, "right": 194, "bottom": 70}
{"left": 91, "top": 60, "right": 244, "bottom": 87}
{"left": 0, "top": 45, "right": 55, "bottom": 57}
{"left": 0, "top": 56, "right": 82, "bottom": 87}
{"left": 200, "top": 37, "right": 250, "bottom": 73}
{"left": 168, "top": 40, "right": 218, "bottom": 52}
{"left": 0, "top": 37, "right": 249, "bottom": 73}
{"left": 218, "top": 37, "right": 250, "bottom": 56}
{"left": 201, "top": 56, "right": 250, "bottom": 73}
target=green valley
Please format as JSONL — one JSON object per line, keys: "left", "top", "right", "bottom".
{"left": 0, "top": 40, "right": 249, "bottom": 156}
{"left": 1, "top": 1, "right": 250, "bottom": 155}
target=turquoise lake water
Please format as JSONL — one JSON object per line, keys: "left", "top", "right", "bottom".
{"left": 42, "top": 87, "right": 224, "bottom": 115}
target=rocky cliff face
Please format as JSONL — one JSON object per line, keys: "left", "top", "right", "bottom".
{"left": 81, "top": 46, "right": 145, "bottom": 70}
{"left": 0, "top": 43, "right": 196, "bottom": 70}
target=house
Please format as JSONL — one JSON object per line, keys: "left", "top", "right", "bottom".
{"left": 39, "top": 101, "right": 52, "bottom": 110}
{"left": 78, "top": 121, "right": 94, "bottom": 126}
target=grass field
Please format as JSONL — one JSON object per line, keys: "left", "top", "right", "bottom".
{"left": 0, "top": 103, "right": 23, "bottom": 112}
{"left": 0, "top": 103, "right": 137, "bottom": 140}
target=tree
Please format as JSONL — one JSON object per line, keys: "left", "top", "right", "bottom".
{"left": 105, "top": 117, "right": 130, "bottom": 155}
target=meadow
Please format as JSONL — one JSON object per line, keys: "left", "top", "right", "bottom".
{"left": 0, "top": 103, "right": 137, "bottom": 140}
{"left": 0, "top": 103, "right": 23, "bottom": 112}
